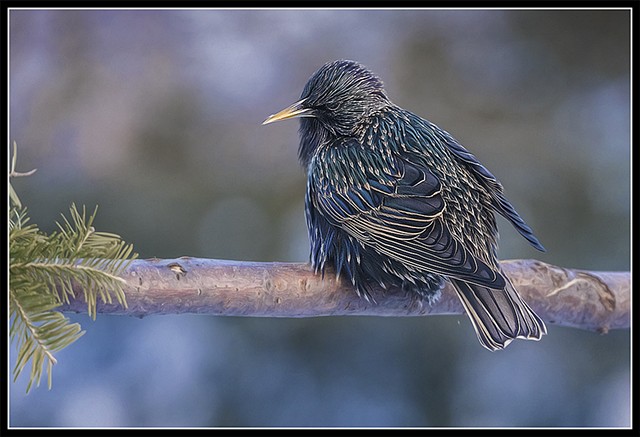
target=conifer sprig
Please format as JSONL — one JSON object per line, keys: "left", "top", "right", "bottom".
{"left": 9, "top": 142, "right": 137, "bottom": 392}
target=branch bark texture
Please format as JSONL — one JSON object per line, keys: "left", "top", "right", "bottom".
{"left": 60, "top": 258, "right": 629, "bottom": 333}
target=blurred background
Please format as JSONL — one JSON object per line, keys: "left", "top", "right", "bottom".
{"left": 9, "top": 8, "right": 630, "bottom": 427}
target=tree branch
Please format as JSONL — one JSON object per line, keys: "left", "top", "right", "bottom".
{"left": 59, "top": 258, "right": 629, "bottom": 333}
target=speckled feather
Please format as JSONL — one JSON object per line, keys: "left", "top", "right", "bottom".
{"left": 265, "top": 60, "right": 547, "bottom": 350}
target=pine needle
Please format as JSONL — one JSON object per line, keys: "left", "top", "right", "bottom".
{"left": 9, "top": 143, "right": 137, "bottom": 392}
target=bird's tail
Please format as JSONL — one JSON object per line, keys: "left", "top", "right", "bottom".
{"left": 451, "top": 277, "right": 546, "bottom": 351}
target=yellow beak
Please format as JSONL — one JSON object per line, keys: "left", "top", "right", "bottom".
{"left": 262, "top": 99, "right": 312, "bottom": 125}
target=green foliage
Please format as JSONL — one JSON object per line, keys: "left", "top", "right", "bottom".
{"left": 9, "top": 143, "right": 137, "bottom": 392}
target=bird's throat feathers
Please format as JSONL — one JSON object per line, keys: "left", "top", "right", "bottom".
{"left": 298, "top": 117, "right": 328, "bottom": 168}
{"left": 297, "top": 106, "right": 394, "bottom": 170}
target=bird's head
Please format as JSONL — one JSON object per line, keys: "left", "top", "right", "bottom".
{"left": 263, "top": 60, "right": 390, "bottom": 137}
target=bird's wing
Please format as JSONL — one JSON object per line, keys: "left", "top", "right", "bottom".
{"left": 311, "top": 152, "right": 505, "bottom": 289}
{"left": 441, "top": 132, "right": 545, "bottom": 251}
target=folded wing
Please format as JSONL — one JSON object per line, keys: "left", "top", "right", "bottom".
{"left": 311, "top": 151, "right": 505, "bottom": 289}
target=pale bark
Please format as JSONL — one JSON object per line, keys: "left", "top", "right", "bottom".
{"left": 59, "top": 258, "right": 630, "bottom": 333}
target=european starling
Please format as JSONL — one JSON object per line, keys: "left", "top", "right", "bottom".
{"left": 263, "top": 59, "right": 546, "bottom": 350}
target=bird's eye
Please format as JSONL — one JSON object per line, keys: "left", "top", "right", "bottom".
{"left": 325, "top": 101, "right": 340, "bottom": 111}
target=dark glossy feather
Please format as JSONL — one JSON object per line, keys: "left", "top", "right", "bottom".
{"left": 452, "top": 279, "right": 546, "bottom": 350}
{"left": 310, "top": 143, "right": 505, "bottom": 290}
{"left": 266, "top": 59, "right": 546, "bottom": 350}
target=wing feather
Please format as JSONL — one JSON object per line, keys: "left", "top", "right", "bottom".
{"left": 311, "top": 150, "right": 505, "bottom": 289}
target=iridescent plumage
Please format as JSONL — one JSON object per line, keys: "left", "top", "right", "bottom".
{"left": 264, "top": 60, "right": 546, "bottom": 350}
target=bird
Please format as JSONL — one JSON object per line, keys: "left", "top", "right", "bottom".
{"left": 263, "top": 59, "right": 546, "bottom": 350}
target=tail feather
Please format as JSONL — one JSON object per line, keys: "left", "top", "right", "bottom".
{"left": 452, "top": 277, "right": 546, "bottom": 351}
